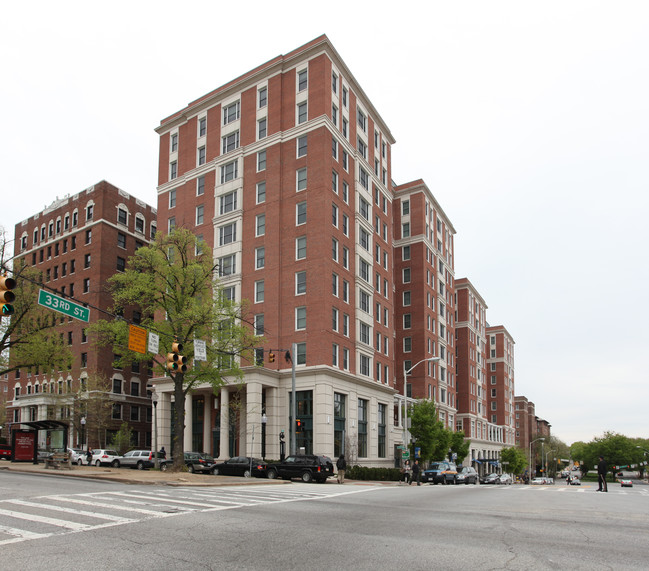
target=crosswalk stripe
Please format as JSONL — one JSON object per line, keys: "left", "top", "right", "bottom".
{"left": 0, "top": 507, "right": 91, "bottom": 531}
{"left": 4, "top": 499, "right": 136, "bottom": 523}
{"left": 49, "top": 496, "right": 163, "bottom": 516}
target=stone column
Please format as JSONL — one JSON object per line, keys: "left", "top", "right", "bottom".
{"left": 184, "top": 393, "right": 193, "bottom": 452}
{"left": 219, "top": 387, "right": 230, "bottom": 459}
{"left": 246, "top": 381, "right": 262, "bottom": 459}
{"left": 203, "top": 394, "right": 212, "bottom": 455}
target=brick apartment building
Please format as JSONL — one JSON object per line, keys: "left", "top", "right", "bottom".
{"left": 151, "top": 35, "right": 401, "bottom": 465}
{"left": 148, "top": 34, "right": 548, "bottom": 468}
{"left": 7, "top": 181, "right": 157, "bottom": 451}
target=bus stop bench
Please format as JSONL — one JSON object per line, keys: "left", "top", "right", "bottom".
{"left": 45, "top": 453, "right": 72, "bottom": 469}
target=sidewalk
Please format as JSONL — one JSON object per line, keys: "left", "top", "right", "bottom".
{"left": 0, "top": 461, "right": 290, "bottom": 487}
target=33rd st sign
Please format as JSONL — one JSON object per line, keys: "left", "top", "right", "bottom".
{"left": 38, "top": 289, "right": 90, "bottom": 322}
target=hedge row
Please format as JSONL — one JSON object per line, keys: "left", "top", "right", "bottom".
{"left": 346, "top": 465, "right": 403, "bottom": 481}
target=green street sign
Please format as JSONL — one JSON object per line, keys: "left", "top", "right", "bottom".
{"left": 38, "top": 289, "right": 89, "bottom": 322}
{"left": 402, "top": 451, "right": 410, "bottom": 460}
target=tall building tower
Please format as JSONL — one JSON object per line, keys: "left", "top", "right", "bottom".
{"left": 152, "top": 36, "right": 400, "bottom": 465}
{"left": 393, "top": 181, "right": 457, "bottom": 428}
{"left": 486, "top": 325, "right": 516, "bottom": 446}
{"left": 8, "top": 181, "right": 157, "bottom": 450}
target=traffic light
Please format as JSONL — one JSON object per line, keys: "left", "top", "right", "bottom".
{"left": 295, "top": 418, "right": 303, "bottom": 433}
{"left": 0, "top": 275, "right": 16, "bottom": 316}
{"left": 268, "top": 351, "right": 275, "bottom": 363}
{"left": 166, "top": 341, "right": 188, "bottom": 373}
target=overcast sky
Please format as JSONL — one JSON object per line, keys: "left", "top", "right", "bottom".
{"left": 2, "top": 1, "right": 648, "bottom": 445}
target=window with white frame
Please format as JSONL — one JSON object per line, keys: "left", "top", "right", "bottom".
{"left": 221, "top": 160, "right": 238, "bottom": 183}
{"left": 296, "top": 201, "right": 306, "bottom": 225}
{"left": 220, "top": 191, "right": 237, "bottom": 214}
{"left": 357, "top": 108, "right": 367, "bottom": 132}
{"left": 199, "top": 116, "right": 207, "bottom": 137}
{"left": 258, "top": 87, "right": 267, "bottom": 108}
{"left": 332, "top": 307, "right": 339, "bottom": 331}
{"left": 254, "top": 314, "right": 264, "bottom": 335}
{"left": 257, "top": 150, "right": 266, "bottom": 171}
{"left": 197, "top": 176, "right": 205, "bottom": 196}
{"left": 298, "top": 102, "right": 307, "bottom": 124}
{"left": 297, "top": 69, "right": 308, "bottom": 91}
{"left": 295, "top": 306, "right": 306, "bottom": 330}
{"left": 256, "top": 214, "right": 265, "bottom": 236}
{"left": 255, "top": 280, "right": 264, "bottom": 302}
{"left": 332, "top": 203, "right": 338, "bottom": 227}
{"left": 198, "top": 146, "right": 206, "bottom": 165}
{"left": 256, "top": 181, "right": 266, "bottom": 203}
{"left": 296, "top": 236, "right": 306, "bottom": 259}
{"left": 359, "top": 167, "right": 369, "bottom": 190}
{"left": 297, "top": 167, "right": 307, "bottom": 191}
{"left": 219, "top": 255, "right": 236, "bottom": 276}
{"left": 222, "top": 131, "right": 240, "bottom": 153}
{"left": 360, "top": 323, "right": 370, "bottom": 345}
{"left": 296, "top": 271, "right": 306, "bottom": 294}
{"left": 169, "top": 189, "right": 176, "bottom": 208}
{"left": 196, "top": 205, "right": 204, "bottom": 225}
{"left": 255, "top": 247, "right": 265, "bottom": 269}
{"left": 223, "top": 101, "right": 240, "bottom": 124}
{"left": 332, "top": 238, "right": 338, "bottom": 262}
{"left": 219, "top": 223, "right": 236, "bottom": 245}
{"left": 297, "top": 135, "right": 307, "bottom": 157}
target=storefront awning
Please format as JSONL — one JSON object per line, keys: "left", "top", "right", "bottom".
{"left": 18, "top": 420, "right": 69, "bottom": 431}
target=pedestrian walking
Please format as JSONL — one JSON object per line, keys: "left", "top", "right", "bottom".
{"left": 159, "top": 446, "right": 166, "bottom": 459}
{"left": 596, "top": 456, "right": 608, "bottom": 492}
{"left": 86, "top": 448, "right": 93, "bottom": 466}
{"left": 402, "top": 460, "right": 412, "bottom": 485}
{"left": 566, "top": 474, "right": 571, "bottom": 485}
{"left": 336, "top": 454, "right": 347, "bottom": 484}
{"left": 412, "top": 460, "right": 421, "bottom": 486}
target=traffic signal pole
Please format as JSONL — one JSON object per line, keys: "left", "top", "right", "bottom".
{"left": 290, "top": 342, "right": 296, "bottom": 456}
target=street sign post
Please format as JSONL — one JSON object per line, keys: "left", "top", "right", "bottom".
{"left": 128, "top": 324, "right": 147, "bottom": 354}
{"left": 38, "top": 289, "right": 89, "bottom": 322}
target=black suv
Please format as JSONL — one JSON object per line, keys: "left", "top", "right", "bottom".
{"left": 266, "top": 454, "right": 334, "bottom": 483}
{"left": 422, "top": 461, "right": 458, "bottom": 484}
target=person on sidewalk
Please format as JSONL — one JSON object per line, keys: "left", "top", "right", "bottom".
{"left": 597, "top": 456, "right": 608, "bottom": 492}
{"left": 336, "top": 454, "right": 347, "bottom": 484}
{"left": 86, "top": 448, "right": 93, "bottom": 466}
{"left": 402, "top": 460, "right": 412, "bottom": 485}
{"left": 412, "top": 460, "right": 421, "bottom": 486}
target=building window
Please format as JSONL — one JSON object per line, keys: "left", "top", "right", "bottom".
{"left": 403, "top": 268, "right": 411, "bottom": 283}
{"left": 198, "top": 117, "right": 207, "bottom": 137}
{"left": 296, "top": 236, "right": 306, "bottom": 260}
{"left": 221, "top": 160, "right": 238, "bottom": 183}
{"left": 359, "top": 167, "right": 369, "bottom": 190}
{"left": 170, "top": 161, "right": 177, "bottom": 180}
{"left": 171, "top": 133, "right": 178, "bottom": 152}
{"left": 360, "top": 323, "right": 370, "bottom": 345}
{"left": 332, "top": 170, "right": 338, "bottom": 194}
{"left": 222, "top": 131, "right": 240, "bottom": 154}
{"left": 130, "top": 406, "right": 140, "bottom": 422}
{"left": 258, "top": 87, "right": 267, "bottom": 108}
{"left": 298, "top": 69, "right": 308, "bottom": 92}
{"left": 332, "top": 238, "right": 338, "bottom": 262}
{"left": 83, "top": 278, "right": 90, "bottom": 293}
{"left": 296, "top": 342, "right": 306, "bottom": 365}
{"left": 197, "top": 176, "right": 205, "bottom": 196}
{"left": 332, "top": 343, "right": 339, "bottom": 367}
{"left": 403, "top": 291, "right": 411, "bottom": 306}
{"left": 297, "top": 168, "right": 307, "bottom": 191}
{"left": 358, "top": 399, "right": 368, "bottom": 457}
{"left": 218, "top": 254, "right": 236, "bottom": 276}
{"left": 198, "top": 146, "right": 206, "bottom": 165}
{"left": 357, "top": 137, "right": 367, "bottom": 160}
{"left": 332, "top": 104, "right": 338, "bottom": 127}
{"left": 298, "top": 102, "right": 307, "bottom": 124}
{"left": 257, "top": 150, "right": 266, "bottom": 171}
{"left": 223, "top": 101, "right": 240, "bottom": 125}
{"left": 357, "top": 108, "right": 367, "bottom": 133}
{"left": 332, "top": 273, "right": 339, "bottom": 297}
{"left": 378, "top": 403, "right": 386, "bottom": 457}
{"left": 118, "top": 233, "right": 126, "bottom": 249}
{"left": 169, "top": 189, "right": 176, "bottom": 208}
{"left": 402, "top": 223, "right": 410, "bottom": 238}
{"left": 256, "top": 214, "right": 265, "bottom": 237}
{"left": 258, "top": 118, "right": 267, "bottom": 139}
{"left": 255, "top": 247, "right": 265, "bottom": 269}
{"left": 255, "top": 280, "right": 264, "bottom": 303}
{"left": 297, "top": 135, "right": 307, "bottom": 157}
{"left": 296, "top": 201, "right": 307, "bottom": 225}
{"left": 168, "top": 217, "right": 176, "bottom": 232}
{"left": 332, "top": 137, "right": 338, "bottom": 160}
{"left": 112, "top": 403, "right": 122, "bottom": 420}
{"left": 332, "top": 203, "right": 338, "bottom": 227}
{"left": 135, "top": 216, "right": 144, "bottom": 233}
{"left": 219, "top": 223, "right": 236, "bottom": 245}
{"left": 117, "top": 257, "right": 126, "bottom": 272}
{"left": 332, "top": 307, "right": 339, "bottom": 331}
{"left": 86, "top": 204, "right": 94, "bottom": 221}
{"left": 196, "top": 205, "right": 204, "bottom": 225}
{"left": 254, "top": 314, "right": 264, "bottom": 336}
{"left": 220, "top": 191, "right": 237, "bottom": 214}
{"left": 295, "top": 306, "right": 306, "bottom": 330}
{"left": 117, "top": 208, "right": 128, "bottom": 225}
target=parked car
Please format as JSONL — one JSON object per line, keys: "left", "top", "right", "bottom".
{"left": 530, "top": 477, "right": 546, "bottom": 485}
{"left": 620, "top": 479, "right": 633, "bottom": 488}
{"left": 159, "top": 452, "right": 215, "bottom": 473}
{"left": 0, "top": 444, "right": 12, "bottom": 460}
{"left": 92, "top": 449, "right": 122, "bottom": 467}
{"left": 422, "top": 462, "right": 458, "bottom": 485}
{"left": 266, "top": 454, "right": 334, "bottom": 483}
{"left": 456, "top": 466, "right": 479, "bottom": 485}
{"left": 569, "top": 477, "right": 581, "bottom": 485}
{"left": 497, "top": 473, "right": 513, "bottom": 485}
{"left": 119, "top": 450, "right": 160, "bottom": 470}
{"left": 481, "top": 473, "right": 501, "bottom": 485}
{"left": 211, "top": 456, "right": 268, "bottom": 478}
{"left": 67, "top": 448, "right": 86, "bottom": 465}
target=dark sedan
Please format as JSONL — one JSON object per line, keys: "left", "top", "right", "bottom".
{"left": 211, "top": 456, "right": 268, "bottom": 478}
{"left": 480, "top": 473, "right": 501, "bottom": 484}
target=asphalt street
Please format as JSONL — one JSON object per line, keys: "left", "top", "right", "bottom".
{"left": 1, "top": 470, "right": 648, "bottom": 570}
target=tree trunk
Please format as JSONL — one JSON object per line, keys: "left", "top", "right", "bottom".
{"left": 172, "top": 373, "right": 185, "bottom": 470}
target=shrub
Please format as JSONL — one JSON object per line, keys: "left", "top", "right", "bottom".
{"left": 346, "top": 465, "right": 402, "bottom": 481}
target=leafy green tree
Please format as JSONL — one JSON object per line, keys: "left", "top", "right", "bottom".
{"left": 501, "top": 446, "right": 527, "bottom": 475}
{"left": 409, "top": 400, "right": 450, "bottom": 464}
{"left": 449, "top": 431, "right": 470, "bottom": 465}
{"left": 1, "top": 242, "right": 73, "bottom": 376}
{"left": 110, "top": 422, "right": 134, "bottom": 455}
{"left": 93, "top": 229, "right": 258, "bottom": 470}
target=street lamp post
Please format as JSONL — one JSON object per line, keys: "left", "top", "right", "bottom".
{"left": 151, "top": 389, "right": 159, "bottom": 470}
{"left": 80, "top": 416, "right": 86, "bottom": 451}
{"left": 261, "top": 413, "right": 267, "bottom": 459}
{"left": 529, "top": 437, "right": 545, "bottom": 479}
{"left": 403, "top": 357, "right": 441, "bottom": 459}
